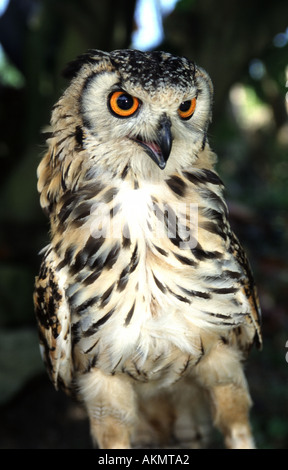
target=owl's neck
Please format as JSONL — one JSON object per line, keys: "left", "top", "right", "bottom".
{"left": 82, "top": 141, "right": 217, "bottom": 186}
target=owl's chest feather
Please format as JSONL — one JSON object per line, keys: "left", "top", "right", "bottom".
{"left": 64, "top": 177, "right": 243, "bottom": 381}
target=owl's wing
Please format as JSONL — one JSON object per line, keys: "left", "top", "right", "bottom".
{"left": 34, "top": 246, "right": 73, "bottom": 392}
{"left": 230, "top": 232, "right": 262, "bottom": 351}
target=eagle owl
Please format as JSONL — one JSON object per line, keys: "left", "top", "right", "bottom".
{"left": 34, "top": 49, "right": 262, "bottom": 449}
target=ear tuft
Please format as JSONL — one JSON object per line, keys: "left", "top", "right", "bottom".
{"left": 62, "top": 50, "right": 110, "bottom": 80}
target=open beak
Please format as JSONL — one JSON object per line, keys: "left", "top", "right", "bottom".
{"left": 132, "top": 114, "right": 172, "bottom": 170}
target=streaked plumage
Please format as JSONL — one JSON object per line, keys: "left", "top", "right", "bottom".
{"left": 34, "top": 49, "right": 261, "bottom": 449}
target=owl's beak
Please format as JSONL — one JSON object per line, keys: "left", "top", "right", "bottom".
{"left": 155, "top": 114, "right": 172, "bottom": 169}
{"left": 133, "top": 114, "right": 172, "bottom": 170}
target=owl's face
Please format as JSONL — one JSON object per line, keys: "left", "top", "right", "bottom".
{"left": 54, "top": 49, "right": 213, "bottom": 177}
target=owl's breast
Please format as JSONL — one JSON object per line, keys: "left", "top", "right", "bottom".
{"left": 65, "top": 177, "right": 250, "bottom": 379}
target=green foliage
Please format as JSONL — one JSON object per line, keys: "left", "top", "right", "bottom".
{"left": 0, "top": 48, "right": 25, "bottom": 88}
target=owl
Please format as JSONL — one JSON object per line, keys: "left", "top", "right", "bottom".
{"left": 34, "top": 49, "right": 262, "bottom": 449}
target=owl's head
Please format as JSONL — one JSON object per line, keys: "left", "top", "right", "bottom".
{"left": 51, "top": 49, "right": 213, "bottom": 177}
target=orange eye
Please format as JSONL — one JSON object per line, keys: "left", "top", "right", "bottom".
{"left": 178, "top": 98, "right": 196, "bottom": 120}
{"left": 109, "top": 91, "right": 140, "bottom": 117}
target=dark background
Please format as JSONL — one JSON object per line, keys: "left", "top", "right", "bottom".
{"left": 0, "top": 0, "right": 287, "bottom": 449}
